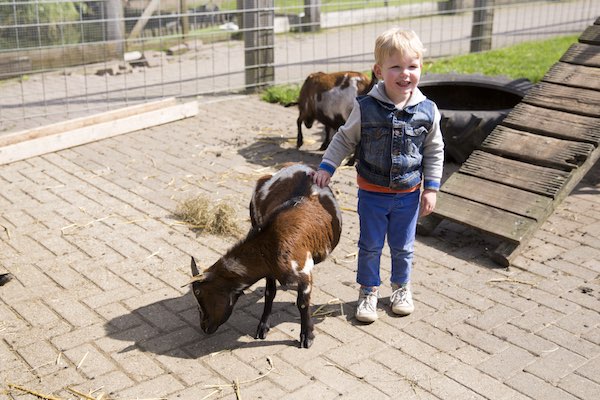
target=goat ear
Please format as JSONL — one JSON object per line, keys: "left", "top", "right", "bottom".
{"left": 191, "top": 256, "right": 200, "bottom": 276}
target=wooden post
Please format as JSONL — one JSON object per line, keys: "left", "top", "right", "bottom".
{"left": 470, "top": 0, "right": 495, "bottom": 53}
{"left": 243, "top": 0, "right": 274, "bottom": 93}
{"left": 104, "top": 0, "right": 125, "bottom": 56}
{"left": 180, "top": 0, "right": 189, "bottom": 38}
{"left": 303, "top": 0, "right": 321, "bottom": 32}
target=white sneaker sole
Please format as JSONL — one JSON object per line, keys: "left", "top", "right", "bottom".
{"left": 355, "top": 312, "right": 378, "bottom": 322}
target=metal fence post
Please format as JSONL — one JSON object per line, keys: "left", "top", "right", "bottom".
{"left": 470, "top": 0, "right": 495, "bottom": 53}
{"left": 243, "top": 0, "right": 274, "bottom": 92}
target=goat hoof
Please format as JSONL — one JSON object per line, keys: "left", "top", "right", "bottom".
{"left": 255, "top": 323, "right": 270, "bottom": 340}
{"left": 299, "top": 334, "right": 314, "bottom": 349}
{"left": 318, "top": 142, "right": 329, "bottom": 151}
{"left": 296, "top": 139, "right": 303, "bottom": 149}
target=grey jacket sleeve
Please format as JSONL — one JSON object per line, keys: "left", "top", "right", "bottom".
{"left": 318, "top": 99, "right": 362, "bottom": 174}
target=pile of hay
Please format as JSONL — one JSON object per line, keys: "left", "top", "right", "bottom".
{"left": 174, "top": 195, "right": 242, "bottom": 236}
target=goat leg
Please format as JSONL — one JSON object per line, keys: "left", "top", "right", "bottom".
{"left": 255, "top": 277, "right": 277, "bottom": 339}
{"left": 296, "top": 119, "right": 304, "bottom": 148}
{"left": 319, "top": 127, "right": 332, "bottom": 151}
{"left": 296, "top": 280, "right": 315, "bottom": 348}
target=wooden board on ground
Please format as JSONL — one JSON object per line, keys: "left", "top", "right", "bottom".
{"left": 441, "top": 173, "right": 553, "bottom": 221}
{"left": 419, "top": 23, "right": 600, "bottom": 266}
{"left": 481, "top": 125, "right": 595, "bottom": 170}
{"left": 502, "top": 103, "right": 600, "bottom": 145}
{"left": 523, "top": 81, "right": 600, "bottom": 117}
{"left": 560, "top": 43, "right": 600, "bottom": 67}
{"left": 0, "top": 99, "right": 199, "bottom": 166}
{"left": 459, "top": 151, "right": 570, "bottom": 197}
{"left": 543, "top": 63, "right": 600, "bottom": 91}
{"left": 0, "top": 98, "right": 179, "bottom": 148}
{"left": 433, "top": 192, "right": 537, "bottom": 243}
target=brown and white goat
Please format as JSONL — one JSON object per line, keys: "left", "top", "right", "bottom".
{"left": 187, "top": 164, "right": 342, "bottom": 348}
{"left": 294, "top": 71, "right": 375, "bottom": 150}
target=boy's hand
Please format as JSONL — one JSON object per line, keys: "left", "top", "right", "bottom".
{"left": 312, "top": 169, "right": 332, "bottom": 188}
{"left": 420, "top": 189, "right": 437, "bottom": 217}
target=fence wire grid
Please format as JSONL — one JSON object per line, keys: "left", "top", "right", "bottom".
{"left": 0, "top": 0, "right": 598, "bottom": 133}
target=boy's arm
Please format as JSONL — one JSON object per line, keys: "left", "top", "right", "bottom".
{"left": 422, "top": 105, "right": 445, "bottom": 191}
{"left": 317, "top": 99, "right": 362, "bottom": 176}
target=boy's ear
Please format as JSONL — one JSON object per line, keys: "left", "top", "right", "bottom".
{"left": 373, "top": 64, "right": 382, "bottom": 80}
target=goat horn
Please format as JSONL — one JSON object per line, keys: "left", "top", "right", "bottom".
{"left": 191, "top": 256, "right": 201, "bottom": 276}
{"left": 183, "top": 256, "right": 207, "bottom": 287}
{"left": 181, "top": 273, "right": 205, "bottom": 287}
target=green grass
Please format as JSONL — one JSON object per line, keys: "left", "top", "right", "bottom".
{"left": 261, "top": 34, "right": 578, "bottom": 105}
{"left": 261, "top": 83, "right": 302, "bottom": 105}
{"left": 423, "top": 34, "right": 578, "bottom": 82}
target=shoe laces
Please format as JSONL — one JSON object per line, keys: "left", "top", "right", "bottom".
{"left": 358, "top": 288, "right": 378, "bottom": 313}
{"left": 391, "top": 285, "right": 408, "bottom": 304}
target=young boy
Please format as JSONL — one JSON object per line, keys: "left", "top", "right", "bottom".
{"left": 313, "top": 28, "right": 444, "bottom": 322}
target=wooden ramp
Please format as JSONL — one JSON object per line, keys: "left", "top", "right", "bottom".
{"left": 420, "top": 20, "right": 600, "bottom": 266}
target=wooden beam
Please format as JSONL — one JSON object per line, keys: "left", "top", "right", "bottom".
{"left": 441, "top": 173, "right": 553, "bottom": 221}
{"left": 460, "top": 151, "right": 570, "bottom": 198}
{"left": 481, "top": 125, "right": 595, "bottom": 171}
{"left": 128, "top": 0, "right": 162, "bottom": 40}
{"left": 0, "top": 100, "right": 198, "bottom": 166}
{"left": 524, "top": 81, "right": 600, "bottom": 118}
{"left": 0, "top": 98, "right": 178, "bottom": 148}
{"left": 502, "top": 103, "right": 600, "bottom": 145}
{"left": 432, "top": 192, "right": 537, "bottom": 243}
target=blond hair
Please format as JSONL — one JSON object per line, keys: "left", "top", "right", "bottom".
{"left": 374, "top": 28, "right": 426, "bottom": 65}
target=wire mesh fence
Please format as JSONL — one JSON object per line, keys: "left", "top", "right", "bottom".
{"left": 1, "top": 0, "right": 598, "bottom": 133}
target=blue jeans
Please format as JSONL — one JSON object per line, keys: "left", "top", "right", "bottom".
{"left": 357, "top": 189, "right": 420, "bottom": 287}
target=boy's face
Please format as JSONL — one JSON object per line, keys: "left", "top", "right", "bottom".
{"left": 374, "top": 50, "right": 422, "bottom": 105}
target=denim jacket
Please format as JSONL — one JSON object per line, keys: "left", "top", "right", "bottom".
{"left": 319, "top": 81, "right": 445, "bottom": 191}
{"left": 356, "top": 95, "right": 435, "bottom": 189}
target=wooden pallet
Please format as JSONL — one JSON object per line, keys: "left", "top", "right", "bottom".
{"left": 419, "top": 20, "right": 600, "bottom": 266}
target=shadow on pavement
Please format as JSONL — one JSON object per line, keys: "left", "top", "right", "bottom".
{"left": 103, "top": 286, "right": 340, "bottom": 358}
{"left": 236, "top": 134, "right": 323, "bottom": 168}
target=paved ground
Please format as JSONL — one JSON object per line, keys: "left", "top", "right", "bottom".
{"left": 0, "top": 95, "right": 599, "bottom": 399}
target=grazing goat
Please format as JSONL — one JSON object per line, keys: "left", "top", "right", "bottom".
{"left": 294, "top": 71, "right": 375, "bottom": 151}
{"left": 187, "top": 164, "right": 342, "bottom": 348}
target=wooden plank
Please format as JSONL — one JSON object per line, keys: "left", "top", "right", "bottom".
{"left": 128, "top": 0, "right": 161, "bottom": 40}
{"left": 560, "top": 43, "right": 600, "bottom": 68}
{"left": 433, "top": 192, "right": 537, "bottom": 243}
{"left": 523, "top": 81, "right": 600, "bottom": 117}
{"left": 481, "top": 125, "right": 595, "bottom": 170}
{"left": 543, "top": 62, "right": 600, "bottom": 91}
{"left": 0, "top": 101, "right": 199, "bottom": 166}
{"left": 441, "top": 173, "right": 553, "bottom": 221}
{"left": 579, "top": 24, "right": 600, "bottom": 45}
{"left": 0, "top": 98, "right": 178, "bottom": 148}
{"left": 502, "top": 103, "right": 600, "bottom": 145}
{"left": 460, "top": 151, "right": 570, "bottom": 197}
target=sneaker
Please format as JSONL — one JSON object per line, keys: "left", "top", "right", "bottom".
{"left": 391, "top": 283, "right": 414, "bottom": 316}
{"left": 356, "top": 286, "right": 379, "bottom": 322}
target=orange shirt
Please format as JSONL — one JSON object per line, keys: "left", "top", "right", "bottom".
{"left": 357, "top": 175, "right": 420, "bottom": 194}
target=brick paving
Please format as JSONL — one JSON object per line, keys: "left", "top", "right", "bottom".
{"left": 0, "top": 95, "right": 599, "bottom": 399}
